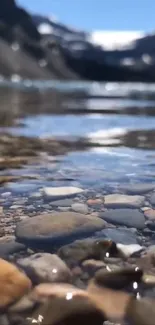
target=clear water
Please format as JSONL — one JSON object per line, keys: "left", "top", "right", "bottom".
{"left": 1, "top": 80, "right": 155, "bottom": 192}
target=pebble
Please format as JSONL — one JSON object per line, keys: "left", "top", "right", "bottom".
{"left": 71, "top": 203, "right": 88, "bottom": 214}
{"left": 116, "top": 243, "right": 144, "bottom": 258}
{"left": 15, "top": 212, "right": 105, "bottom": 247}
{"left": 0, "top": 258, "right": 31, "bottom": 308}
{"left": 99, "top": 209, "right": 145, "bottom": 229}
{"left": 119, "top": 183, "right": 155, "bottom": 195}
{"left": 95, "top": 228, "right": 138, "bottom": 244}
{"left": 87, "top": 199, "right": 103, "bottom": 206}
{"left": 17, "top": 253, "right": 72, "bottom": 284}
{"left": 144, "top": 209, "right": 155, "bottom": 220}
{"left": 41, "top": 186, "right": 84, "bottom": 199}
{"left": 104, "top": 194, "right": 145, "bottom": 208}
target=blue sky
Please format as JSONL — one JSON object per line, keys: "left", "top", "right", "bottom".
{"left": 18, "top": 0, "right": 155, "bottom": 32}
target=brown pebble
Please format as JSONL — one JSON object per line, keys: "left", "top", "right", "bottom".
{"left": 87, "top": 199, "right": 103, "bottom": 206}
{"left": 144, "top": 209, "right": 155, "bottom": 220}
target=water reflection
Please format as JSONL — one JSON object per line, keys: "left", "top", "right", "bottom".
{"left": 0, "top": 83, "right": 155, "bottom": 188}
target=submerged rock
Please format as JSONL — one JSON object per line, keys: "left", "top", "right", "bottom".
{"left": 104, "top": 194, "right": 145, "bottom": 208}
{"left": 41, "top": 186, "right": 84, "bottom": 199}
{"left": 94, "top": 267, "right": 143, "bottom": 290}
{"left": 17, "top": 253, "right": 72, "bottom": 284}
{"left": 119, "top": 183, "right": 155, "bottom": 195}
{"left": 95, "top": 228, "right": 139, "bottom": 244}
{"left": 15, "top": 212, "right": 105, "bottom": 248}
{"left": 99, "top": 209, "right": 145, "bottom": 229}
{"left": 0, "top": 239, "right": 26, "bottom": 258}
{"left": 116, "top": 243, "right": 144, "bottom": 258}
{"left": 58, "top": 239, "right": 116, "bottom": 267}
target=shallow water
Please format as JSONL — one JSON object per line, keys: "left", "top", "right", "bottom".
{"left": 1, "top": 81, "right": 155, "bottom": 194}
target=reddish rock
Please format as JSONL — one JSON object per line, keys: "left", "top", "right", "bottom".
{"left": 144, "top": 209, "right": 155, "bottom": 220}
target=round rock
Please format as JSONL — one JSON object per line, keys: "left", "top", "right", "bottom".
{"left": 15, "top": 212, "right": 105, "bottom": 247}
{"left": 17, "top": 253, "right": 71, "bottom": 284}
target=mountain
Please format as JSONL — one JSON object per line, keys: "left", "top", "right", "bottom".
{"left": 0, "top": 0, "right": 154, "bottom": 81}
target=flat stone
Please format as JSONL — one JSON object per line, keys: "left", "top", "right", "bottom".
{"left": 17, "top": 253, "right": 71, "bottom": 284}
{"left": 41, "top": 187, "right": 84, "bottom": 199}
{"left": 116, "top": 243, "right": 144, "bottom": 258}
{"left": 144, "top": 209, "right": 155, "bottom": 220}
{"left": 0, "top": 258, "right": 31, "bottom": 308}
{"left": 149, "top": 193, "right": 155, "bottom": 205}
{"left": 71, "top": 203, "right": 88, "bottom": 214}
{"left": 119, "top": 184, "right": 155, "bottom": 194}
{"left": 99, "top": 209, "right": 145, "bottom": 229}
{"left": 15, "top": 212, "right": 105, "bottom": 247}
{"left": 104, "top": 194, "right": 145, "bottom": 208}
{"left": 50, "top": 199, "right": 73, "bottom": 207}
{"left": 95, "top": 228, "right": 138, "bottom": 244}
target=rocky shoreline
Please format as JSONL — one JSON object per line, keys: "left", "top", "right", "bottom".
{"left": 0, "top": 174, "right": 155, "bottom": 324}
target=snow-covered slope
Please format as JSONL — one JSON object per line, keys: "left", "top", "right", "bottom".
{"left": 89, "top": 31, "right": 145, "bottom": 50}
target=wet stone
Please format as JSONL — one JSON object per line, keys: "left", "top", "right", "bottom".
{"left": 58, "top": 238, "right": 115, "bottom": 267}
{"left": 99, "top": 209, "right": 145, "bottom": 229}
{"left": 116, "top": 243, "right": 144, "bottom": 258}
{"left": 119, "top": 183, "right": 155, "bottom": 195}
{"left": 144, "top": 209, "right": 155, "bottom": 220}
{"left": 15, "top": 212, "right": 105, "bottom": 248}
{"left": 41, "top": 186, "right": 84, "bottom": 199}
{"left": 104, "top": 194, "right": 145, "bottom": 208}
{"left": 71, "top": 203, "right": 89, "bottom": 214}
{"left": 0, "top": 239, "right": 26, "bottom": 258}
{"left": 95, "top": 228, "right": 139, "bottom": 244}
{"left": 17, "top": 253, "right": 72, "bottom": 285}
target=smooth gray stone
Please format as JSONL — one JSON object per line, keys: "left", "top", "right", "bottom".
{"left": 0, "top": 240, "right": 26, "bottom": 258}
{"left": 119, "top": 183, "right": 155, "bottom": 194}
{"left": 99, "top": 209, "right": 145, "bottom": 229}
{"left": 94, "top": 228, "right": 138, "bottom": 244}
